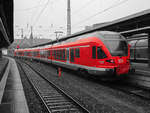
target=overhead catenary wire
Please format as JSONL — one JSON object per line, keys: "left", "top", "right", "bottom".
{"left": 15, "top": 3, "right": 48, "bottom": 11}
{"left": 72, "top": 0, "right": 95, "bottom": 15}
{"left": 24, "top": 0, "right": 49, "bottom": 38}
{"left": 29, "top": 0, "right": 45, "bottom": 25}
{"left": 72, "top": 0, "right": 129, "bottom": 28}
{"left": 22, "top": 0, "right": 128, "bottom": 40}
{"left": 18, "top": 0, "right": 46, "bottom": 38}
{"left": 32, "top": 0, "right": 50, "bottom": 26}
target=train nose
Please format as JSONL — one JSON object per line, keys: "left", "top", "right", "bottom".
{"left": 116, "top": 64, "right": 130, "bottom": 75}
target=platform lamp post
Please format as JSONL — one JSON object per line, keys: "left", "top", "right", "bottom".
{"left": 67, "top": 0, "right": 71, "bottom": 36}
{"left": 54, "top": 31, "right": 63, "bottom": 43}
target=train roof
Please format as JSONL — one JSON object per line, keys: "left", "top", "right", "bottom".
{"left": 32, "top": 31, "right": 121, "bottom": 48}
{"left": 15, "top": 31, "right": 124, "bottom": 51}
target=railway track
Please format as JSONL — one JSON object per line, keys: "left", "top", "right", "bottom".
{"left": 22, "top": 59, "right": 150, "bottom": 101}
{"left": 17, "top": 61, "right": 90, "bottom": 113}
{"left": 92, "top": 76, "right": 150, "bottom": 101}
{"left": 109, "top": 81, "right": 150, "bottom": 100}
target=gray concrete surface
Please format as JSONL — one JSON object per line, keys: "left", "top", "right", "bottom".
{"left": 0, "top": 57, "right": 29, "bottom": 113}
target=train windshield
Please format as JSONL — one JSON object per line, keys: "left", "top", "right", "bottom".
{"left": 101, "top": 33, "right": 128, "bottom": 56}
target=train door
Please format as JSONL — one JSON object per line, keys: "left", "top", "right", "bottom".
{"left": 70, "top": 49, "right": 74, "bottom": 63}
{"left": 66, "top": 48, "right": 70, "bottom": 63}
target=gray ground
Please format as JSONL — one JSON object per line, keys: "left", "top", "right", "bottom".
{"left": 23, "top": 60, "right": 150, "bottom": 113}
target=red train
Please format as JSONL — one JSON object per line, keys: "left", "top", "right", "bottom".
{"left": 14, "top": 31, "right": 130, "bottom": 78}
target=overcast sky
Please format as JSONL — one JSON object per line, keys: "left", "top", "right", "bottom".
{"left": 14, "top": 0, "right": 150, "bottom": 40}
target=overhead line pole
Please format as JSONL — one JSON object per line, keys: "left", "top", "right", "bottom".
{"left": 30, "top": 26, "right": 33, "bottom": 46}
{"left": 55, "top": 31, "right": 63, "bottom": 42}
{"left": 67, "top": 0, "right": 71, "bottom": 36}
{"left": 21, "top": 28, "right": 24, "bottom": 39}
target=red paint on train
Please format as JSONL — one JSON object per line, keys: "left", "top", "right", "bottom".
{"left": 14, "top": 31, "right": 130, "bottom": 78}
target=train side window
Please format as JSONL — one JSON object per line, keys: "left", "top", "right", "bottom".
{"left": 63, "top": 49, "right": 66, "bottom": 60}
{"left": 54, "top": 50, "right": 56, "bottom": 59}
{"left": 61, "top": 50, "right": 63, "bottom": 60}
{"left": 97, "top": 47, "right": 107, "bottom": 59}
{"left": 53, "top": 50, "right": 54, "bottom": 57}
{"left": 32, "top": 51, "right": 34, "bottom": 56}
{"left": 45, "top": 50, "right": 47, "bottom": 58}
{"left": 47, "top": 50, "right": 50, "bottom": 57}
{"left": 75, "top": 48, "right": 80, "bottom": 58}
{"left": 92, "top": 46, "right": 96, "bottom": 59}
{"left": 35, "top": 51, "right": 37, "bottom": 56}
{"left": 70, "top": 49, "right": 74, "bottom": 62}
{"left": 56, "top": 50, "right": 58, "bottom": 59}
{"left": 59, "top": 50, "right": 61, "bottom": 60}
{"left": 27, "top": 52, "right": 30, "bottom": 56}
{"left": 36, "top": 51, "right": 39, "bottom": 56}
{"left": 60, "top": 50, "right": 62, "bottom": 60}
{"left": 49, "top": 50, "right": 51, "bottom": 57}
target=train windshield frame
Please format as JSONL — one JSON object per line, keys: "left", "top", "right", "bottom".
{"left": 98, "top": 32, "right": 128, "bottom": 56}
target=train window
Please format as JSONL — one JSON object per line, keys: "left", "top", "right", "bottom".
{"left": 24, "top": 52, "right": 26, "bottom": 56}
{"left": 36, "top": 51, "right": 40, "bottom": 56}
{"left": 48, "top": 50, "right": 50, "bottom": 57}
{"left": 51, "top": 50, "right": 53, "bottom": 57}
{"left": 60, "top": 50, "right": 63, "bottom": 60}
{"left": 57, "top": 50, "right": 59, "bottom": 59}
{"left": 92, "top": 46, "right": 96, "bottom": 59}
{"left": 97, "top": 47, "right": 107, "bottom": 59}
{"left": 104, "top": 40, "right": 128, "bottom": 56}
{"left": 40, "top": 50, "right": 45, "bottom": 57}
{"left": 58, "top": 50, "right": 61, "bottom": 60}
{"left": 32, "top": 51, "right": 34, "bottom": 56}
{"left": 75, "top": 48, "right": 80, "bottom": 58}
{"left": 54, "top": 50, "right": 56, "bottom": 59}
{"left": 58, "top": 50, "right": 60, "bottom": 60}
{"left": 27, "top": 52, "right": 30, "bottom": 56}
{"left": 62, "top": 49, "right": 66, "bottom": 60}
{"left": 53, "top": 50, "right": 54, "bottom": 57}
{"left": 25, "top": 52, "right": 28, "bottom": 56}
{"left": 70, "top": 49, "right": 74, "bottom": 62}
{"left": 60, "top": 50, "right": 61, "bottom": 60}
{"left": 55, "top": 50, "right": 58, "bottom": 59}
{"left": 36, "top": 51, "right": 39, "bottom": 56}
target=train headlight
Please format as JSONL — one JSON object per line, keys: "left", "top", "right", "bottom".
{"left": 127, "top": 59, "right": 130, "bottom": 63}
{"left": 110, "top": 59, "right": 114, "bottom": 63}
{"left": 106, "top": 59, "right": 114, "bottom": 63}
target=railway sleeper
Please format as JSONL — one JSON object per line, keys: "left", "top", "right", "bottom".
{"left": 43, "top": 95, "right": 63, "bottom": 99}
{"left": 43, "top": 97, "right": 66, "bottom": 101}
{"left": 42, "top": 94, "right": 62, "bottom": 97}
{"left": 47, "top": 101, "right": 72, "bottom": 106}
{"left": 49, "top": 104, "right": 76, "bottom": 109}
{"left": 41, "top": 92, "right": 60, "bottom": 96}
{"left": 45, "top": 99, "right": 69, "bottom": 103}
{"left": 51, "top": 107, "right": 79, "bottom": 113}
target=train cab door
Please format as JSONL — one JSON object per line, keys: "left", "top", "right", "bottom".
{"left": 66, "top": 48, "right": 70, "bottom": 63}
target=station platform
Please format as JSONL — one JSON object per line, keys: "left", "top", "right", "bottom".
{"left": 0, "top": 57, "right": 29, "bottom": 113}
{"left": 131, "top": 62, "right": 150, "bottom": 76}
{"left": 0, "top": 58, "right": 9, "bottom": 81}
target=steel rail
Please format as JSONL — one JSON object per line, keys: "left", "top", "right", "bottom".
{"left": 18, "top": 60, "right": 90, "bottom": 113}
{"left": 17, "top": 61, "right": 51, "bottom": 113}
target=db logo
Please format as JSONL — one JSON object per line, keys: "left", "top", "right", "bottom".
{"left": 118, "top": 59, "right": 123, "bottom": 63}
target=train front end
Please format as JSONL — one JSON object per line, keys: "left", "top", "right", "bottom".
{"left": 100, "top": 31, "right": 130, "bottom": 76}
